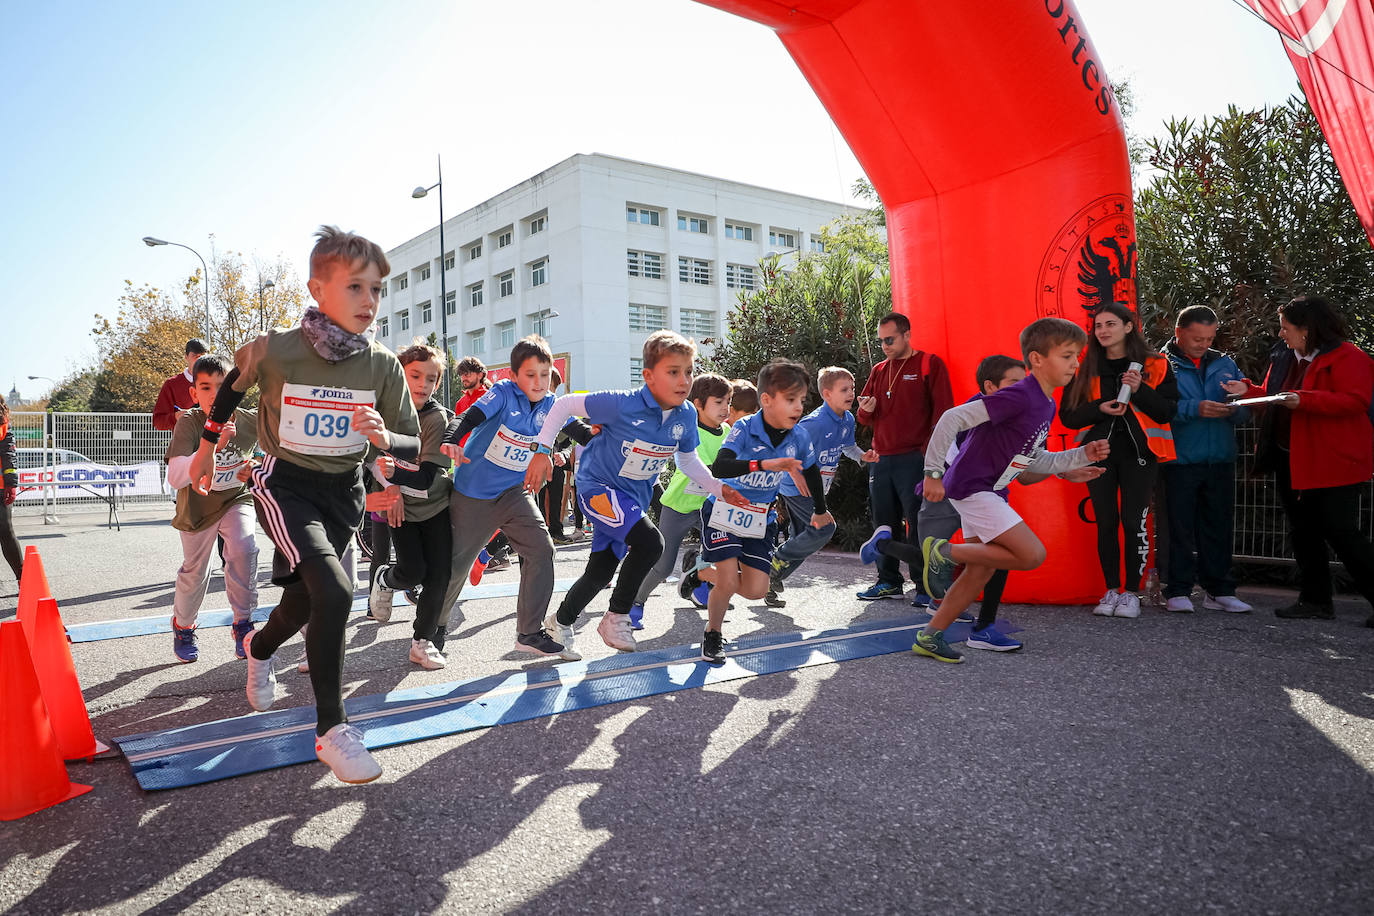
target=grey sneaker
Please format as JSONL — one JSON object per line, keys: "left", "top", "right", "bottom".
{"left": 243, "top": 630, "right": 277, "bottom": 711}
{"left": 544, "top": 613, "right": 582, "bottom": 661}
{"left": 368, "top": 566, "right": 395, "bottom": 623}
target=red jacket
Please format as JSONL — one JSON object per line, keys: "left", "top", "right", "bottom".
{"left": 153, "top": 371, "right": 195, "bottom": 431}
{"left": 453, "top": 383, "right": 489, "bottom": 447}
{"left": 1245, "top": 341, "right": 1373, "bottom": 490}
{"left": 856, "top": 351, "right": 954, "bottom": 456}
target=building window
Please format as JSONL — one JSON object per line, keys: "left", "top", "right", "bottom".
{"left": 626, "top": 205, "right": 661, "bottom": 226}
{"left": 420, "top": 265, "right": 431, "bottom": 282}
{"left": 499, "top": 272, "right": 514, "bottom": 297}
{"left": 810, "top": 238, "right": 827, "bottom": 253}
{"left": 380, "top": 286, "right": 387, "bottom": 299}
{"left": 530, "top": 259, "right": 547, "bottom": 287}
{"left": 725, "top": 264, "right": 756, "bottom": 290}
{"left": 530, "top": 311, "right": 552, "bottom": 338}
{"left": 497, "top": 229, "right": 513, "bottom": 248}
{"left": 397, "top": 275, "right": 408, "bottom": 291}
{"left": 377, "top": 316, "right": 389, "bottom": 337}
{"left": 528, "top": 215, "right": 546, "bottom": 235}
{"left": 627, "top": 250, "right": 663, "bottom": 279}
{"left": 468, "top": 328, "right": 485, "bottom": 354}
{"left": 630, "top": 357, "right": 643, "bottom": 385}
{"left": 444, "top": 252, "right": 455, "bottom": 270}
{"left": 680, "top": 309, "right": 714, "bottom": 339}
{"left": 420, "top": 301, "right": 433, "bottom": 324}
{"left": 769, "top": 229, "right": 797, "bottom": 249}
{"left": 627, "top": 303, "right": 668, "bottom": 332}
{"left": 444, "top": 291, "right": 456, "bottom": 315}
{"left": 498, "top": 321, "right": 516, "bottom": 349}
{"left": 677, "top": 214, "right": 709, "bottom": 234}
{"left": 678, "top": 257, "right": 711, "bottom": 285}
{"left": 398, "top": 309, "right": 410, "bottom": 332}
{"left": 469, "top": 281, "right": 483, "bottom": 308}
{"left": 725, "top": 222, "right": 754, "bottom": 241}
{"left": 469, "top": 242, "right": 482, "bottom": 260}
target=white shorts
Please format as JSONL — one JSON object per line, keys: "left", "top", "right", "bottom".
{"left": 948, "top": 491, "right": 1024, "bottom": 543}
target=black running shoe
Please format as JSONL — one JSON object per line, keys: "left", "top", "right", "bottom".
{"left": 701, "top": 628, "right": 726, "bottom": 665}
{"left": 1275, "top": 600, "right": 1335, "bottom": 620}
{"left": 679, "top": 567, "right": 702, "bottom": 603}
{"left": 515, "top": 629, "right": 566, "bottom": 656}
{"left": 681, "top": 547, "right": 700, "bottom": 574}
{"left": 764, "top": 590, "right": 786, "bottom": 608}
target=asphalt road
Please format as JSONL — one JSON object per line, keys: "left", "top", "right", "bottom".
{"left": 1, "top": 506, "right": 1371, "bottom": 915}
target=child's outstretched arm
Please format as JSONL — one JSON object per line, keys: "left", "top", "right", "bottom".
{"left": 1019, "top": 439, "right": 1110, "bottom": 483}
{"left": 524, "top": 394, "right": 588, "bottom": 492}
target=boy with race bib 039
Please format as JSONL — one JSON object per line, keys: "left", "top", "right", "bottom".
{"left": 187, "top": 226, "right": 420, "bottom": 784}
{"left": 524, "top": 330, "right": 748, "bottom": 656}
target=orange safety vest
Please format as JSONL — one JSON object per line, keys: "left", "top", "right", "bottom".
{"left": 1077, "top": 353, "right": 1176, "bottom": 462}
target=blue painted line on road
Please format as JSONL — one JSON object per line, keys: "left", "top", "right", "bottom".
{"left": 115, "top": 614, "right": 976, "bottom": 790}
{"left": 66, "top": 579, "right": 580, "bottom": 644}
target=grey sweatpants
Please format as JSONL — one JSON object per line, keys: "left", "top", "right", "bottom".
{"left": 173, "top": 502, "right": 259, "bottom": 628}
{"left": 439, "top": 484, "right": 555, "bottom": 637}
{"left": 633, "top": 504, "right": 701, "bottom": 606}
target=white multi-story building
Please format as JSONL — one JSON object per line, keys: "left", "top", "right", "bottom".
{"left": 377, "top": 153, "right": 859, "bottom": 392}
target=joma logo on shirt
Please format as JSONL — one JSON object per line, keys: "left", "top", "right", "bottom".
{"left": 310, "top": 388, "right": 355, "bottom": 399}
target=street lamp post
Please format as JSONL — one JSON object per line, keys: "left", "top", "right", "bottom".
{"left": 412, "top": 155, "right": 450, "bottom": 407}
{"left": 257, "top": 279, "right": 275, "bottom": 332}
{"left": 143, "top": 236, "right": 212, "bottom": 343}
{"left": 26, "top": 375, "right": 59, "bottom": 524}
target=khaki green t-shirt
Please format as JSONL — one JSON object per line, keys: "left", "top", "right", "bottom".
{"left": 394, "top": 403, "right": 453, "bottom": 523}
{"left": 167, "top": 408, "right": 259, "bottom": 533}
{"left": 233, "top": 328, "right": 419, "bottom": 474}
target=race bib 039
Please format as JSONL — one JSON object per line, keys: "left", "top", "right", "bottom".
{"left": 279, "top": 384, "right": 375, "bottom": 457}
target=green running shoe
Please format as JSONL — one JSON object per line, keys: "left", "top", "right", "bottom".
{"left": 922, "top": 537, "right": 957, "bottom": 599}
{"left": 912, "top": 628, "right": 964, "bottom": 664}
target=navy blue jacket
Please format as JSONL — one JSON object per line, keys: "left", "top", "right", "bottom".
{"left": 1163, "top": 342, "right": 1248, "bottom": 465}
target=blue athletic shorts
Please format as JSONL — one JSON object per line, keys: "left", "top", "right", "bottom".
{"left": 698, "top": 503, "right": 778, "bottom": 573}
{"left": 577, "top": 484, "right": 646, "bottom": 560}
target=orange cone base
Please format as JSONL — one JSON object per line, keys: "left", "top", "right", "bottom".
{"left": 0, "top": 780, "right": 91, "bottom": 822}
{"left": 65, "top": 737, "right": 111, "bottom": 762}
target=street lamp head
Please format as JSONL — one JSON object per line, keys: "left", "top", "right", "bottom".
{"left": 260, "top": 280, "right": 275, "bottom": 291}
{"left": 142, "top": 236, "right": 168, "bottom": 247}
{"left": 412, "top": 186, "right": 429, "bottom": 199}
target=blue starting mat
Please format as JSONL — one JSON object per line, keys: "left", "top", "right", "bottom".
{"left": 66, "top": 578, "right": 580, "bottom": 644}
{"left": 115, "top": 614, "right": 993, "bottom": 790}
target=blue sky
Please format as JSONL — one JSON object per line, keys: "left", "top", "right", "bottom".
{"left": 1, "top": 0, "right": 1298, "bottom": 402}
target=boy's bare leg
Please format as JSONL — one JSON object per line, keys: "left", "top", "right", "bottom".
{"left": 737, "top": 567, "right": 770, "bottom": 602}
{"left": 929, "top": 564, "right": 997, "bottom": 631}
{"left": 706, "top": 558, "right": 739, "bottom": 630}
{"left": 948, "top": 524, "right": 1046, "bottom": 572}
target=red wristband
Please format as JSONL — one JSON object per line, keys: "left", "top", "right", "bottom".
{"left": 204, "top": 420, "right": 224, "bottom": 435}
{"left": 749, "top": 460, "right": 760, "bottom": 473}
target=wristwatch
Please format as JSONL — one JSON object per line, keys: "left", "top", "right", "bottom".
{"left": 924, "top": 468, "right": 943, "bottom": 480}
{"left": 533, "top": 443, "right": 554, "bottom": 457}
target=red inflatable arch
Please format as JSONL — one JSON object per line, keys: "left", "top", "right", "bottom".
{"left": 698, "top": 0, "right": 1136, "bottom": 603}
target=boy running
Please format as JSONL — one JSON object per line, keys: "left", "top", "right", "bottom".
{"left": 188, "top": 226, "right": 419, "bottom": 783}
{"left": 164, "top": 354, "right": 260, "bottom": 663}
{"left": 525, "top": 331, "right": 747, "bottom": 656}
{"left": 861, "top": 318, "right": 1108, "bottom": 663}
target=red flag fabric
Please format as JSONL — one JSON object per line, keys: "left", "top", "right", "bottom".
{"left": 1246, "top": 0, "right": 1374, "bottom": 245}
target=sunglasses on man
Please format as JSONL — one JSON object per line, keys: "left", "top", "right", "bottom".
{"left": 877, "top": 334, "right": 905, "bottom": 346}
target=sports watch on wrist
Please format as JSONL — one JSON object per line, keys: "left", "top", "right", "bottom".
{"left": 924, "top": 468, "right": 944, "bottom": 480}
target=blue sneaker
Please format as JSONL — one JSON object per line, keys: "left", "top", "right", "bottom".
{"left": 172, "top": 619, "right": 198, "bottom": 663}
{"left": 859, "top": 525, "right": 892, "bottom": 565}
{"left": 921, "top": 537, "right": 958, "bottom": 599}
{"left": 910, "top": 592, "right": 933, "bottom": 609}
{"left": 966, "top": 625, "right": 1022, "bottom": 652}
{"left": 231, "top": 619, "right": 255, "bottom": 660}
{"left": 628, "top": 603, "right": 645, "bottom": 630}
{"left": 690, "top": 582, "right": 711, "bottom": 609}
{"left": 856, "top": 582, "right": 903, "bottom": 601}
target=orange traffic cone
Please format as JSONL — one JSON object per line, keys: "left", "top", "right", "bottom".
{"left": 0, "top": 621, "right": 91, "bottom": 820}
{"left": 28, "top": 598, "right": 107, "bottom": 760}
{"left": 16, "top": 545, "right": 52, "bottom": 647}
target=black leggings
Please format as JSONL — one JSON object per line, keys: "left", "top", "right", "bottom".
{"left": 878, "top": 540, "right": 1009, "bottom": 626}
{"left": 1086, "top": 450, "right": 1157, "bottom": 592}
{"left": 380, "top": 511, "right": 453, "bottom": 642}
{"left": 250, "top": 554, "right": 354, "bottom": 736}
{"left": 0, "top": 499, "right": 21, "bottom": 580}
{"left": 556, "top": 517, "right": 664, "bottom": 624}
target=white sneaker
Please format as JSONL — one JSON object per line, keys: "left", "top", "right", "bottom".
{"left": 1203, "top": 592, "right": 1252, "bottom": 613}
{"left": 314, "top": 723, "right": 382, "bottom": 784}
{"left": 1166, "top": 595, "right": 1195, "bottom": 613}
{"left": 1115, "top": 592, "right": 1142, "bottom": 618}
{"left": 368, "top": 567, "right": 395, "bottom": 622}
{"left": 409, "top": 638, "right": 447, "bottom": 669}
{"left": 243, "top": 630, "right": 277, "bottom": 711}
{"left": 597, "top": 613, "right": 637, "bottom": 652}
{"left": 1092, "top": 590, "right": 1120, "bottom": 616}
{"left": 544, "top": 614, "right": 582, "bottom": 661}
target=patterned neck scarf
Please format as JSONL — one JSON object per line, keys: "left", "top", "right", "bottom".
{"left": 300, "top": 307, "right": 373, "bottom": 362}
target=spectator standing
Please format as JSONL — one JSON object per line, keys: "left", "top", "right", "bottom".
{"left": 1223, "top": 295, "right": 1374, "bottom": 625}
{"left": 1160, "top": 306, "right": 1251, "bottom": 613}
{"left": 153, "top": 338, "right": 210, "bottom": 431}
{"left": 854, "top": 312, "right": 954, "bottom": 604}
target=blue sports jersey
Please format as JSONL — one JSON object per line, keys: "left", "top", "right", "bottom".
{"left": 712, "top": 411, "right": 816, "bottom": 506}
{"left": 779, "top": 403, "right": 855, "bottom": 497}
{"left": 575, "top": 387, "right": 701, "bottom": 509}
{"left": 453, "top": 378, "right": 556, "bottom": 499}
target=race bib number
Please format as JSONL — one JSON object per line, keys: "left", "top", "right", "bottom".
{"left": 820, "top": 468, "right": 837, "bottom": 494}
{"left": 483, "top": 425, "right": 537, "bottom": 472}
{"left": 211, "top": 462, "right": 246, "bottom": 491}
{"left": 392, "top": 457, "right": 428, "bottom": 499}
{"left": 993, "top": 454, "right": 1034, "bottom": 490}
{"left": 684, "top": 477, "right": 709, "bottom": 496}
{"left": 709, "top": 498, "right": 769, "bottom": 539}
{"left": 279, "top": 384, "right": 374, "bottom": 457}
{"left": 619, "top": 439, "right": 676, "bottom": 480}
